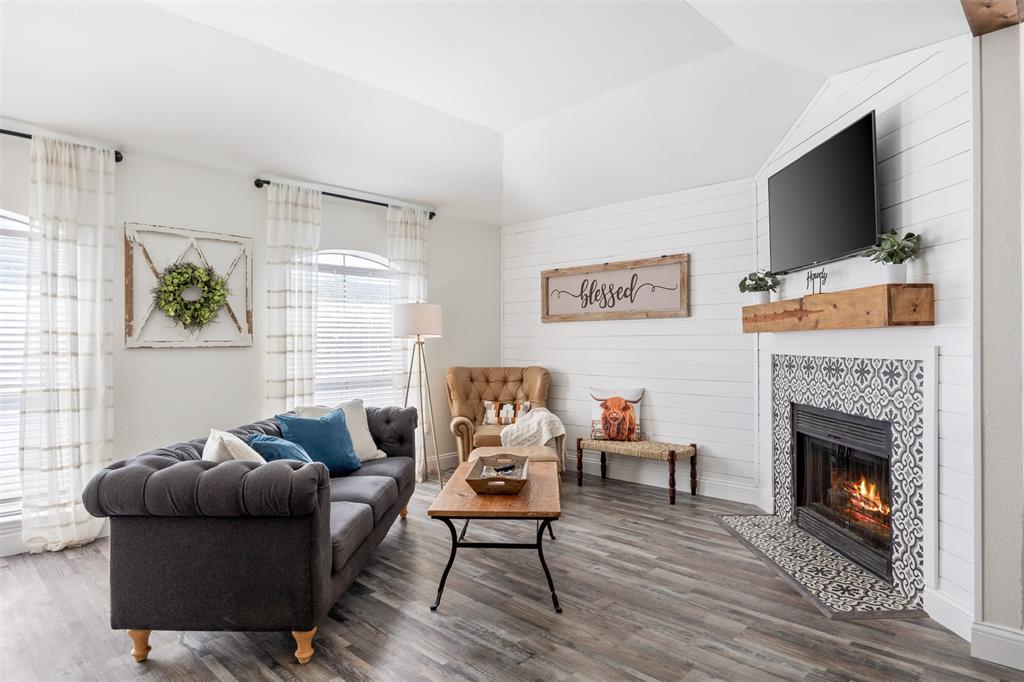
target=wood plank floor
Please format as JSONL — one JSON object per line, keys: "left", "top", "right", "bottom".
{"left": 0, "top": 474, "right": 1019, "bottom": 681}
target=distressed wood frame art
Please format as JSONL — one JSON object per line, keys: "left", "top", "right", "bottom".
{"left": 541, "top": 254, "right": 690, "bottom": 323}
{"left": 124, "top": 223, "right": 253, "bottom": 347}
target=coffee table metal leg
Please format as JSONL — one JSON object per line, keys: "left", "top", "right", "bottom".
{"left": 431, "top": 518, "right": 459, "bottom": 611}
{"left": 536, "top": 518, "right": 557, "bottom": 541}
{"left": 458, "top": 519, "right": 470, "bottom": 542}
{"left": 536, "top": 519, "right": 562, "bottom": 613}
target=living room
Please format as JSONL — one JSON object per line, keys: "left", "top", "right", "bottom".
{"left": 1, "top": 1, "right": 1022, "bottom": 680}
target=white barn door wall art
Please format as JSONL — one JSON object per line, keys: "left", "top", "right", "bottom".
{"left": 124, "top": 223, "right": 253, "bottom": 348}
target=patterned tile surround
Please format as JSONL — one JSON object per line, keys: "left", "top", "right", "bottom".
{"left": 771, "top": 354, "right": 926, "bottom": 606}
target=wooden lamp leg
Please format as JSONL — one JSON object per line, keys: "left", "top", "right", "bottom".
{"left": 292, "top": 626, "right": 317, "bottom": 664}
{"left": 128, "top": 629, "right": 151, "bottom": 662}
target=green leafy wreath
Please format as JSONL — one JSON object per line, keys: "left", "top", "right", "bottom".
{"left": 153, "top": 262, "right": 230, "bottom": 330}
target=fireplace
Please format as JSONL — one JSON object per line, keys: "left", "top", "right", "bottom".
{"left": 793, "top": 404, "right": 893, "bottom": 581}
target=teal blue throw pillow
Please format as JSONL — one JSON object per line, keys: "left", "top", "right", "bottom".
{"left": 275, "top": 409, "right": 361, "bottom": 475}
{"left": 247, "top": 433, "right": 313, "bottom": 464}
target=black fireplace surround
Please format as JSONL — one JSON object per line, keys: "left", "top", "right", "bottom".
{"left": 793, "top": 404, "right": 893, "bottom": 581}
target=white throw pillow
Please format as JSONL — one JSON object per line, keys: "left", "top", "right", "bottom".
{"left": 295, "top": 398, "right": 387, "bottom": 462}
{"left": 202, "top": 429, "right": 266, "bottom": 463}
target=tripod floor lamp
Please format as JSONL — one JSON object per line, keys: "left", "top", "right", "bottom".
{"left": 394, "top": 302, "right": 444, "bottom": 484}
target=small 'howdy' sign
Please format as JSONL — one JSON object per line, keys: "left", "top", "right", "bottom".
{"left": 541, "top": 254, "right": 689, "bottom": 322}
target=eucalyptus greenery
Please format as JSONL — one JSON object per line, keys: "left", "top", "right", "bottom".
{"left": 153, "top": 262, "right": 230, "bottom": 330}
{"left": 863, "top": 229, "right": 921, "bottom": 265}
{"left": 738, "top": 269, "right": 781, "bottom": 293}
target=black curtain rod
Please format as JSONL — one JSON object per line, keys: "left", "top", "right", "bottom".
{"left": 0, "top": 128, "right": 124, "bottom": 163}
{"left": 254, "top": 178, "right": 435, "bottom": 220}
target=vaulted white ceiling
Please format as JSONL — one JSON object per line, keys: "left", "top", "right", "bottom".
{"left": 156, "top": 1, "right": 968, "bottom": 133}
{"left": 155, "top": 1, "right": 733, "bottom": 133}
{"left": 0, "top": 2, "right": 970, "bottom": 224}
{"left": 690, "top": 1, "right": 968, "bottom": 76}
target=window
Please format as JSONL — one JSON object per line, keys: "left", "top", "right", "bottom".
{"left": 314, "top": 250, "right": 394, "bottom": 407}
{"left": 0, "top": 210, "right": 28, "bottom": 520}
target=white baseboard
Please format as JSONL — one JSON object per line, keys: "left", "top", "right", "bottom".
{"left": 578, "top": 453, "right": 762, "bottom": 507}
{"left": 972, "top": 621, "right": 1024, "bottom": 671}
{"left": 425, "top": 451, "right": 461, "bottom": 475}
{"left": 0, "top": 520, "right": 24, "bottom": 558}
{"left": 923, "top": 586, "right": 973, "bottom": 641}
{"left": 0, "top": 518, "right": 109, "bottom": 558}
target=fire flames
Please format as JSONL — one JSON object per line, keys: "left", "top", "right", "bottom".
{"left": 841, "top": 476, "right": 891, "bottom": 519}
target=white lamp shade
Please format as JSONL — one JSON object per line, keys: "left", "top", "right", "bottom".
{"left": 393, "top": 302, "right": 442, "bottom": 338}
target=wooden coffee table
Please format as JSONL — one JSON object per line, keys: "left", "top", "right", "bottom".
{"left": 427, "top": 460, "right": 562, "bottom": 613}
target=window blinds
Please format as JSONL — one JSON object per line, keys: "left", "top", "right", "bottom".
{"left": 314, "top": 252, "right": 395, "bottom": 408}
{"left": 0, "top": 212, "right": 28, "bottom": 520}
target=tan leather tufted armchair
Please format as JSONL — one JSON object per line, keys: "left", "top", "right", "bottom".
{"left": 445, "top": 366, "right": 563, "bottom": 461}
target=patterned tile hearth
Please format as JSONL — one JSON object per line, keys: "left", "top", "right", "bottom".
{"left": 719, "top": 514, "right": 926, "bottom": 620}
{"left": 771, "top": 354, "right": 926, "bottom": 605}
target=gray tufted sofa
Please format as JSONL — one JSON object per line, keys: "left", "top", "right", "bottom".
{"left": 83, "top": 405, "right": 417, "bottom": 665}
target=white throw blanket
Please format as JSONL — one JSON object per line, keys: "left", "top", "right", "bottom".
{"left": 500, "top": 407, "right": 566, "bottom": 453}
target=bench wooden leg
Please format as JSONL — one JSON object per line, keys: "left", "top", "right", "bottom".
{"left": 600, "top": 451, "right": 607, "bottom": 479}
{"left": 128, "top": 629, "right": 151, "bottom": 662}
{"left": 576, "top": 438, "right": 583, "bottom": 487}
{"left": 668, "top": 451, "right": 676, "bottom": 505}
{"left": 690, "top": 444, "right": 698, "bottom": 496}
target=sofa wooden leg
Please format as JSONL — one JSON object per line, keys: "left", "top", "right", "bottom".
{"left": 400, "top": 505, "right": 409, "bottom": 519}
{"left": 292, "top": 626, "right": 317, "bottom": 665}
{"left": 128, "top": 629, "right": 151, "bottom": 662}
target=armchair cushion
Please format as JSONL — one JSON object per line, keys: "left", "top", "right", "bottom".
{"left": 472, "top": 424, "right": 504, "bottom": 448}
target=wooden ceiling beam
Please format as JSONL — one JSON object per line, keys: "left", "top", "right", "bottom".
{"left": 960, "top": 0, "right": 1024, "bottom": 37}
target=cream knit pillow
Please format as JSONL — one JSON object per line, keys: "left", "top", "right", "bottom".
{"left": 202, "top": 429, "right": 265, "bottom": 463}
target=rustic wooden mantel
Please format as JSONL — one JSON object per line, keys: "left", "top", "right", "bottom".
{"left": 741, "top": 284, "right": 935, "bottom": 333}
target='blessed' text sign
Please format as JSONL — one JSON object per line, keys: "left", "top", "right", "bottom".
{"left": 541, "top": 254, "right": 690, "bottom": 322}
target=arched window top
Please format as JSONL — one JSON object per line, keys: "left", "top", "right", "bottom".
{"left": 318, "top": 249, "right": 390, "bottom": 272}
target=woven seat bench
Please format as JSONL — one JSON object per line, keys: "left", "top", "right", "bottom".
{"left": 576, "top": 438, "right": 697, "bottom": 504}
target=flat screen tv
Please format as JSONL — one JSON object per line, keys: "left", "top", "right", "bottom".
{"left": 768, "top": 112, "right": 881, "bottom": 275}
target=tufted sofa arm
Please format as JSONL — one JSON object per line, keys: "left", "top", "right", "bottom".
{"left": 83, "top": 456, "right": 330, "bottom": 518}
{"left": 366, "top": 405, "right": 418, "bottom": 459}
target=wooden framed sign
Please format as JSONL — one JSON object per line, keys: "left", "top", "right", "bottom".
{"left": 541, "top": 254, "right": 690, "bottom": 323}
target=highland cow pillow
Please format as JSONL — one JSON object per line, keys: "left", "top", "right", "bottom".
{"left": 590, "top": 388, "right": 644, "bottom": 441}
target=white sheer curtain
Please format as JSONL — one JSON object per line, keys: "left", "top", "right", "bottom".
{"left": 386, "top": 205, "right": 429, "bottom": 481}
{"left": 19, "top": 136, "right": 115, "bottom": 553}
{"left": 265, "top": 183, "right": 322, "bottom": 414}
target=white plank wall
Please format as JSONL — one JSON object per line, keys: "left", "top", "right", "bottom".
{"left": 501, "top": 178, "right": 761, "bottom": 504}
{"left": 753, "top": 36, "right": 975, "bottom": 633}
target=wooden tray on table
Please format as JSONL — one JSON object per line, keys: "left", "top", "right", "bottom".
{"left": 465, "top": 453, "right": 529, "bottom": 495}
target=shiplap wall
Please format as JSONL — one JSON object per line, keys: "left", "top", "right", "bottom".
{"left": 501, "top": 178, "right": 761, "bottom": 504}
{"left": 754, "top": 35, "right": 975, "bottom": 633}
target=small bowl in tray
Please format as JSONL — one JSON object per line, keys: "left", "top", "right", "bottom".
{"left": 465, "top": 453, "right": 530, "bottom": 495}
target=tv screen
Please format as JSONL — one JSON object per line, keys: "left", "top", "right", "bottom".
{"left": 768, "top": 112, "right": 880, "bottom": 275}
